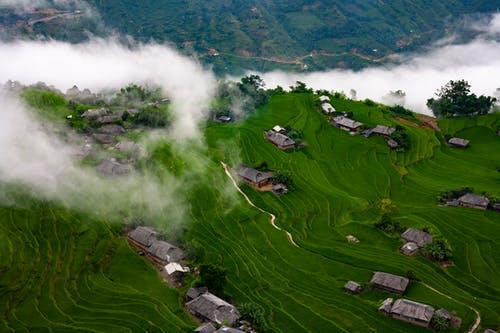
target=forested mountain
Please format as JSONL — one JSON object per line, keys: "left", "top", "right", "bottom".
{"left": 0, "top": 0, "right": 496, "bottom": 73}
{"left": 87, "top": 0, "right": 497, "bottom": 72}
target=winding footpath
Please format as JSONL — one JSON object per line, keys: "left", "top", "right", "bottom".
{"left": 422, "top": 283, "right": 481, "bottom": 333}
{"left": 221, "top": 161, "right": 299, "bottom": 248}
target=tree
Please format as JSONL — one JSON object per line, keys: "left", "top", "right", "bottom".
{"left": 432, "top": 313, "right": 450, "bottom": 331}
{"left": 423, "top": 239, "right": 453, "bottom": 262}
{"left": 426, "top": 80, "right": 496, "bottom": 118}
{"left": 199, "top": 263, "right": 227, "bottom": 296}
{"left": 290, "top": 81, "right": 313, "bottom": 94}
{"left": 238, "top": 303, "right": 268, "bottom": 332}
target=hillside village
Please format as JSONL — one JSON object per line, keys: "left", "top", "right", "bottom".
{"left": 1, "top": 78, "right": 499, "bottom": 333}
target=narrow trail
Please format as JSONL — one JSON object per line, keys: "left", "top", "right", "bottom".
{"left": 422, "top": 283, "right": 480, "bottom": 333}
{"left": 221, "top": 161, "right": 299, "bottom": 248}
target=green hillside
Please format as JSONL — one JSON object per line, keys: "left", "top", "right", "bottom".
{"left": 1, "top": 90, "right": 499, "bottom": 332}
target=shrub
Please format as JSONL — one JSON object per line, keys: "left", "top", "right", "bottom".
{"left": 199, "top": 263, "right": 227, "bottom": 297}
{"left": 423, "top": 239, "right": 453, "bottom": 262}
{"left": 374, "top": 214, "right": 404, "bottom": 234}
{"left": 238, "top": 303, "right": 268, "bottom": 332}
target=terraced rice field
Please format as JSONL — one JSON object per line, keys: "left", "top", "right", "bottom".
{"left": 1, "top": 92, "right": 499, "bottom": 332}
{"left": 0, "top": 199, "right": 196, "bottom": 332}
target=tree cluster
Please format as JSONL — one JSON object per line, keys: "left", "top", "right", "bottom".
{"left": 374, "top": 214, "right": 404, "bottom": 234}
{"left": 422, "top": 239, "right": 453, "bottom": 262}
{"left": 238, "top": 303, "right": 269, "bottom": 332}
{"left": 427, "top": 80, "right": 496, "bottom": 118}
{"left": 437, "top": 187, "right": 473, "bottom": 203}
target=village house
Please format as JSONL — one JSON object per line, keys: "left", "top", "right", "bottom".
{"left": 194, "top": 322, "right": 216, "bottom": 333}
{"left": 457, "top": 193, "right": 489, "bottom": 210}
{"left": 400, "top": 242, "right": 419, "bottom": 256}
{"left": 371, "top": 125, "right": 396, "bottom": 137}
{"left": 319, "top": 95, "right": 330, "bottom": 103}
{"left": 371, "top": 272, "right": 409, "bottom": 294}
{"left": 378, "top": 298, "right": 394, "bottom": 314}
{"left": 165, "top": 262, "right": 190, "bottom": 280}
{"left": 115, "top": 141, "right": 140, "bottom": 152}
{"left": 265, "top": 130, "right": 295, "bottom": 149}
{"left": 387, "top": 298, "right": 435, "bottom": 328}
{"left": 448, "top": 137, "right": 470, "bottom": 148}
{"left": 321, "top": 102, "right": 335, "bottom": 114}
{"left": 401, "top": 228, "right": 432, "bottom": 248}
{"left": 344, "top": 281, "right": 362, "bottom": 294}
{"left": 434, "top": 308, "right": 451, "bottom": 323}
{"left": 217, "top": 115, "right": 232, "bottom": 123}
{"left": 186, "top": 291, "right": 241, "bottom": 326}
{"left": 93, "top": 133, "right": 115, "bottom": 144}
{"left": 217, "top": 327, "right": 242, "bottom": 333}
{"left": 97, "top": 157, "right": 134, "bottom": 176}
{"left": 484, "top": 329, "right": 498, "bottom": 333}
{"left": 98, "top": 124, "right": 126, "bottom": 135}
{"left": 236, "top": 164, "right": 272, "bottom": 188}
{"left": 146, "top": 240, "right": 184, "bottom": 264}
{"left": 128, "top": 226, "right": 157, "bottom": 248}
{"left": 187, "top": 287, "right": 209, "bottom": 301}
{"left": 272, "top": 125, "right": 287, "bottom": 134}
{"left": 387, "top": 139, "right": 399, "bottom": 149}
{"left": 272, "top": 183, "right": 288, "bottom": 195}
{"left": 331, "top": 115, "right": 363, "bottom": 133}
{"left": 82, "top": 107, "right": 109, "bottom": 119}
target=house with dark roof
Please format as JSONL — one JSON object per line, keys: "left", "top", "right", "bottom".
{"left": 146, "top": 240, "right": 184, "bottom": 264}
{"left": 457, "top": 193, "right": 489, "bottom": 210}
{"left": 331, "top": 115, "right": 363, "bottom": 132}
{"left": 265, "top": 130, "right": 295, "bottom": 149}
{"left": 128, "top": 226, "right": 157, "bottom": 247}
{"left": 371, "top": 272, "right": 409, "bottom": 294}
{"left": 115, "top": 141, "right": 139, "bottom": 152}
{"left": 390, "top": 298, "right": 435, "bottom": 328}
{"left": 236, "top": 165, "right": 272, "bottom": 188}
{"left": 194, "top": 322, "right": 216, "bottom": 333}
{"left": 186, "top": 292, "right": 241, "bottom": 326}
{"left": 97, "top": 157, "right": 134, "bottom": 176}
{"left": 371, "top": 125, "right": 396, "bottom": 137}
{"left": 448, "top": 137, "right": 470, "bottom": 148}
{"left": 401, "top": 228, "right": 432, "bottom": 247}
{"left": 344, "top": 281, "right": 362, "bottom": 294}
{"left": 186, "top": 287, "right": 209, "bottom": 301}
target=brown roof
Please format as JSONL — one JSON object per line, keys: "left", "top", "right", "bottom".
{"left": 371, "top": 272, "right": 409, "bottom": 293}
{"left": 401, "top": 229, "right": 432, "bottom": 247}
{"left": 390, "top": 299, "right": 434, "bottom": 323}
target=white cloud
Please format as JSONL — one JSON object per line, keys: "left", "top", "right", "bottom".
{"left": 0, "top": 38, "right": 217, "bottom": 138}
{"left": 258, "top": 14, "right": 500, "bottom": 115}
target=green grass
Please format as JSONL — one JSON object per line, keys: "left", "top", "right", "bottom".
{"left": 1, "top": 91, "right": 499, "bottom": 332}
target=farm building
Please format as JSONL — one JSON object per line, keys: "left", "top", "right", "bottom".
{"left": 82, "top": 107, "right": 109, "bottom": 119}
{"left": 390, "top": 299, "right": 435, "bottom": 328}
{"left": 115, "top": 141, "right": 139, "bottom": 152}
{"left": 457, "top": 193, "right": 489, "bottom": 210}
{"left": 146, "top": 240, "right": 184, "bottom": 264}
{"left": 186, "top": 292, "right": 241, "bottom": 326}
{"left": 128, "top": 226, "right": 157, "bottom": 247}
{"left": 96, "top": 157, "right": 134, "bottom": 176}
{"left": 217, "top": 115, "right": 232, "bottom": 123}
{"left": 236, "top": 164, "right": 272, "bottom": 188}
{"left": 98, "top": 124, "right": 126, "bottom": 134}
{"left": 434, "top": 308, "right": 451, "bottom": 322}
{"left": 331, "top": 115, "right": 363, "bottom": 132}
{"left": 272, "top": 125, "right": 287, "bottom": 134}
{"left": 321, "top": 102, "right": 335, "bottom": 113}
{"left": 93, "top": 133, "right": 115, "bottom": 144}
{"left": 371, "top": 125, "right": 396, "bottom": 137}
{"left": 187, "top": 287, "right": 209, "bottom": 301}
{"left": 484, "top": 329, "right": 498, "bottom": 333}
{"left": 401, "top": 228, "right": 432, "bottom": 247}
{"left": 194, "top": 322, "right": 216, "bottom": 333}
{"left": 400, "top": 242, "right": 419, "bottom": 256}
{"left": 165, "top": 262, "right": 190, "bottom": 280}
{"left": 387, "top": 139, "right": 399, "bottom": 149}
{"left": 344, "top": 281, "right": 362, "bottom": 294}
{"left": 378, "top": 298, "right": 394, "bottom": 314}
{"left": 448, "top": 137, "right": 470, "bottom": 148}
{"left": 265, "top": 130, "right": 295, "bottom": 149}
{"left": 272, "top": 183, "right": 288, "bottom": 195}
{"left": 371, "top": 272, "right": 409, "bottom": 294}
{"left": 319, "top": 95, "right": 330, "bottom": 103}
{"left": 493, "top": 203, "right": 500, "bottom": 212}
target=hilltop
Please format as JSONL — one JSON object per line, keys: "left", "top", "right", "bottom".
{"left": 0, "top": 85, "right": 499, "bottom": 332}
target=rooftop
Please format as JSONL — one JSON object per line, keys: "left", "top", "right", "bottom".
{"left": 266, "top": 130, "right": 295, "bottom": 148}
{"left": 371, "top": 272, "right": 409, "bottom": 293}
{"left": 333, "top": 116, "right": 363, "bottom": 130}
{"left": 186, "top": 292, "right": 240, "bottom": 325}
{"left": 391, "top": 298, "right": 434, "bottom": 323}
{"left": 236, "top": 165, "right": 272, "bottom": 184}
{"left": 457, "top": 193, "right": 489, "bottom": 207}
{"left": 401, "top": 228, "right": 432, "bottom": 247}
{"left": 372, "top": 125, "right": 396, "bottom": 136}
{"left": 448, "top": 137, "right": 470, "bottom": 147}
{"left": 128, "top": 226, "right": 157, "bottom": 247}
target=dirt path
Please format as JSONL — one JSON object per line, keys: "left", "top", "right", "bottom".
{"left": 417, "top": 115, "right": 441, "bottom": 131}
{"left": 422, "top": 282, "right": 480, "bottom": 333}
{"left": 221, "top": 161, "right": 299, "bottom": 248}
